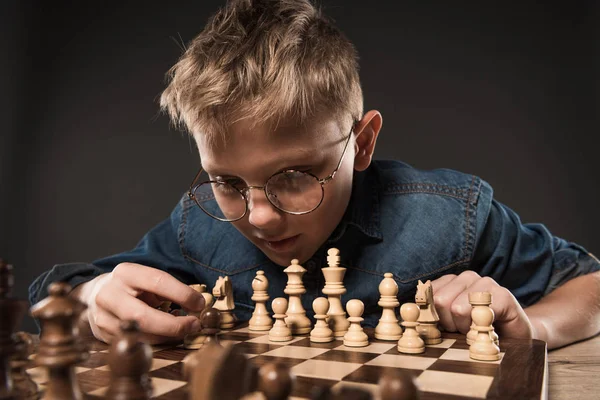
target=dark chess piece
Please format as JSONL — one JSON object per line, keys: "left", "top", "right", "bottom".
{"left": 378, "top": 369, "right": 420, "bottom": 400}
{"left": 30, "top": 282, "right": 88, "bottom": 400}
{"left": 0, "top": 259, "right": 30, "bottom": 400}
{"left": 200, "top": 307, "right": 222, "bottom": 346}
{"left": 105, "top": 320, "right": 153, "bottom": 400}
{"left": 11, "top": 332, "right": 39, "bottom": 399}
{"left": 257, "top": 362, "right": 295, "bottom": 400}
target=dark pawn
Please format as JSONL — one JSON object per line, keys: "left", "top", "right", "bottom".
{"left": 0, "top": 260, "right": 30, "bottom": 400}
{"left": 30, "top": 282, "right": 88, "bottom": 400}
{"left": 200, "top": 307, "right": 222, "bottom": 346}
{"left": 11, "top": 332, "right": 39, "bottom": 399}
{"left": 257, "top": 362, "right": 295, "bottom": 400}
{"left": 105, "top": 320, "right": 153, "bottom": 400}
{"left": 379, "top": 369, "right": 420, "bottom": 400}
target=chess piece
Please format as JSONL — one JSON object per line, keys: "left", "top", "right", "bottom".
{"left": 284, "top": 259, "right": 312, "bottom": 334}
{"left": 30, "top": 282, "right": 88, "bottom": 400}
{"left": 213, "top": 276, "right": 237, "bottom": 329}
{"left": 105, "top": 320, "right": 153, "bottom": 399}
{"left": 10, "top": 332, "right": 38, "bottom": 400}
{"left": 310, "top": 297, "right": 334, "bottom": 343}
{"left": 187, "top": 284, "right": 214, "bottom": 319}
{"left": 269, "top": 298, "right": 292, "bottom": 342}
{"left": 397, "top": 303, "right": 425, "bottom": 354}
{"left": 467, "top": 292, "right": 499, "bottom": 346}
{"left": 375, "top": 273, "right": 403, "bottom": 341}
{"left": 343, "top": 299, "right": 369, "bottom": 347}
{"left": 321, "top": 248, "right": 350, "bottom": 338}
{"left": 256, "top": 362, "right": 295, "bottom": 400}
{"left": 0, "top": 260, "right": 29, "bottom": 400}
{"left": 249, "top": 271, "right": 273, "bottom": 331}
{"left": 469, "top": 292, "right": 501, "bottom": 361}
{"left": 379, "top": 368, "right": 420, "bottom": 400}
{"left": 415, "top": 280, "right": 442, "bottom": 345}
{"left": 184, "top": 307, "right": 222, "bottom": 349}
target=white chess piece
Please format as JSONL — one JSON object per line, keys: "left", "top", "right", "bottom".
{"left": 415, "top": 280, "right": 442, "bottom": 345}
{"left": 469, "top": 292, "right": 501, "bottom": 361}
{"left": 343, "top": 299, "right": 369, "bottom": 347}
{"left": 375, "top": 273, "right": 403, "bottom": 341}
{"left": 397, "top": 303, "right": 425, "bottom": 354}
{"left": 212, "top": 276, "right": 237, "bottom": 329}
{"left": 467, "top": 292, "right": 499, "bottom": 346}
{"left": 321, "top": 248, "right": 350, "bottom": 338}
{"left": 249, "top": 271, "right": 273, "bottom": 331}
{"left": 284, "top": 259, "right": 312, "bottom": 334}
{"left": 184, "top": 284, "right": 214, "bottom": 349}
{"left": 269, "top": 297, "right": 292, "bottom": 342}
{"left": 310, "top": 297, "right": 334, "bottom": 343}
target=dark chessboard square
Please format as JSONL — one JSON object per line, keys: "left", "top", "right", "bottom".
{"left": 384, "top": 346, "right": 448, "bottom": 358}
{"left": 149, "top": 361, "right": 187, "bottom": 381}
{"left": 218, "top": 332, "right": 255, "bottom": 341}
{"left": 153, "top": 347, "right": 195, "bottom": 361}
{"left": 154, "top": 384, "right": 189, "bottom": 400}
{"left": 290, "top": 337, "right": 344, "bottom": 349}
{"left": 79, "top": 352, "right": 109, "bottom": 368}
{"left": 249, "top": 355, "right": 308, "bottom": 369}
{"left": 343, "top": 365, "right": 421, "bottom": 385}
{"left": 234, "top": 342, "right": 284, "bottom": 354}
{"left": 428, "top": 359, "right": 499, "bottom": 377}
{"left": 292, "top": 376, "right": 338, "bottom": 399}
{"left": 77, "top": 369, "right": 111, "bottom": 394}
{"left": 312, "top": 349, "right": 380, "bottom": 364}
{"left": 449, "top": 340, "right": 471, "bottom": 350}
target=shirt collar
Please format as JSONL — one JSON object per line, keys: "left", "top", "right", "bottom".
{"left": 327, "top": 165, "right": 383, "bottom": 243}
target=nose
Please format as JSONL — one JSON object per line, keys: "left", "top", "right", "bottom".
{"left": 245, "top": 187, "right": 283, "bottom": 229}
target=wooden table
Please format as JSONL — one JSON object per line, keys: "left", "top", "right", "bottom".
{"left": 548, "top": 333, "right": 600, "bottom": 399}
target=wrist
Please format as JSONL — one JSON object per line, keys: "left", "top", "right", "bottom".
{"left": 528, "top": 314, "right": 550, "bottom": 344}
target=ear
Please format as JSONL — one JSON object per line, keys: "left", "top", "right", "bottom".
{"left": 353, "top": 110, "right": 382, "bottom": 171}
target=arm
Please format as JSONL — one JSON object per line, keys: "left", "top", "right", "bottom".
{"left": 525, "top": 270, "right": 600, "bottom": 349}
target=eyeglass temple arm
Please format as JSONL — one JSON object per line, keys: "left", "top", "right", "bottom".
{"left": 319, "top": 123, "right": 356, "bottom": 184}
{"left": 188, "top": 168, "right": 204, "bottom": 198}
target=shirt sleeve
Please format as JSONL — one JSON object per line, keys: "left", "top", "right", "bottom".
{"left": 28, "top": 194, "right": 193, "bottom": 307}
{"left": 470, "top": 181, "right": 600, "bottom": 307}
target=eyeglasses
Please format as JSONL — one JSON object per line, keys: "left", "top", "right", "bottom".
{"left": 188, "top": 124, "right": 355, "bottom": 222}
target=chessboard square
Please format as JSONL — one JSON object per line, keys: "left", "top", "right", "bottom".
{"left": 417, "top": 370, "right": 494, "bottom": 399}
{"left": 220, "top": 339, "right": 242, "bottom": 346}
{"left": 365, "top": 354, "right": 437, "bottom": 370}
{"left": 343, "top": 365, "right": 421, "bottom": 385}
{"left": 77, "top": 369, "right": 112, "bottom": 394}
{"left": 334, "top": 342, "right": 396, "bottom": 354}
{"left": 312, "top": 349, "right": 380, "bottom": 364}
{"left": 246, "top": 335, "right": 305, "bottom": 344}
{"left": 428, "top": 359, "right": 499, "bottom": 377}
{"left": 231, "top": 326, "right": 271, "bottom": 335}
{"left": 291, "top": 359, "right": 363, "bottom": 381}
{"left": 152, "top": 347, "right": 194, "bottom": 361}
{"left": 233, "top": 342, "right": 283, "bottom": 355}
{"left": 79, "top": 352, "right": 109, "bottom": 368}
{"left": 250, "top": 355, "right": 309, "bottom": 369}
{"left": 291, "top": 375, "right": 338, "bottom": 399}
{"left": 148, "top": 361, "right": 186, "bottom": 381}
{"left": 149, "top": 376, "right": 187, "bottom": 397}
{"left": 439, "top": 348, "right": 503, "bottom": 364}
{"left": 291, "top": 337, "right": 344, "bottom": 349}
{"left": 384, "top": 345, "right": 448, "bottom": 358}
{"left": 96, "top": 357, "right": 178, "bottom": 372}
{"left": 427, "top": 338, "right": 456, "bottom": 348}
{"left": 330, "top": 381, "right": 379, "bottom": 398}
{"left": 262, "top": 346, "right": 330, "bottom": 359}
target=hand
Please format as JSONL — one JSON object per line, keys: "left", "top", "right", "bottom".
{"left": 430, "top": 271, "right": 534, "bottom": 339}
{"left": 76, "top": 263, "right": 205, "bottom": 344}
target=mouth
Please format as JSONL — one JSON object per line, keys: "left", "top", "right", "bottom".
{"left": 262, "top": 234, "right": 300, "bottom": 253}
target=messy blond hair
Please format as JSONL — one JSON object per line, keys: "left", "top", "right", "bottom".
{"left": 160, "top": 0, "right": 363, "bottom": 146}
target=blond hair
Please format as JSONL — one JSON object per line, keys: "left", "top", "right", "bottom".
{"left": 159, "top": 0, "right": 363, "bottom": 146}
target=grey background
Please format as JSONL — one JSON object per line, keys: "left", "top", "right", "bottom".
{"left": 1, "top": 1, "right": 598, "bottom": 332}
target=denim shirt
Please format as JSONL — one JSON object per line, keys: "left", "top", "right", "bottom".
{"left": 29, "top": 160, "right": 600, "bottom": 328}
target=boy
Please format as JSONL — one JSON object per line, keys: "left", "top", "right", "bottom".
{"left": 29, "top": 0, "right": 599, "bottom": 349}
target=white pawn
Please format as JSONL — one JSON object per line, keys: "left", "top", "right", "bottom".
{"left": 249, "top": 271, "right": 273, "bottom": 331}
{"left": 375, "top": 273, "right": 403, "bottom": 341}
{"left": 469, "top": 292, "right": 501, "bottom": 361}
{"left": 269, "top": 298, "right": 292, "bottom": 342}
{"left": 343, "top": 299, "right": 369, "bottom": 347}
{"left": 397, "top": 303, "right": 425, "bottom": 354}
{"left": 310, "top": 297, "right": 334, "bottom": 343}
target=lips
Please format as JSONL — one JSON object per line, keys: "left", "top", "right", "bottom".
{"left": 263, "top": 235, "right": 300, "bottom": 253}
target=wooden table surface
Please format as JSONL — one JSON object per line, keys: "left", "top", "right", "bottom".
{"left": 547, "top": 333, "right": 600, "bottom": 399}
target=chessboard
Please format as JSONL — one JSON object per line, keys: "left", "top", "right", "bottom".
{"left": 25, "top": 322, "right": 548, "bottom": 400}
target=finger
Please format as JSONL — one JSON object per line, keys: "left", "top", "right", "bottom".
{"left": 99, "top": 286, "right": 201, "bottom": 337}
{"left": 112, "top": 263, "right": 205, "bottom": 312}
{"left": 433, "top": 270, "right": 482, "bottom": 332}
{"left": 429, "top": 274, "right": 457, "bottom": 294}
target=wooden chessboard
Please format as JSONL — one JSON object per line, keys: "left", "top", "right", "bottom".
{"left": 26, "top": 323, "right": 548, "bottom": 400}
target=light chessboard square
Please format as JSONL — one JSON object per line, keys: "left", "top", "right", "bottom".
{"left": 88, "top": 376, "right": 186, "bottom": 398}
{"left": 292, "top": 359, "right": 363, "bottom": 381}
{"left": 96, "top": 357, "right": 179, "bottom": 372}
{"left": 246, "top": 335, "right": 305, "bottom": 345}
{"left": 262, "top": 346, "right": 331, "bottom": 359}
{"left": 365, "top": 354, "right": 437, "bottom": 370}
{"left": 426, "top": 338, "right": 456, "bottom": 348}
{"left": 417, "top": 370, "right": 494, "bottom": 399}
{"left": 334, "top": 342, "right": 396, "bottom": 354}
{"left": 439, "top": 348, "right": 504, "bottom": 364}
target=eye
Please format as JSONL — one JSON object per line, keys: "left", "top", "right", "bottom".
{"left": 216, "top": 176, "right": 246, "bottom": 189}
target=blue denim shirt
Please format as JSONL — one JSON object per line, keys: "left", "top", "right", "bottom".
{"left": 29, "top": 160, "right": 599, "bottom": 327}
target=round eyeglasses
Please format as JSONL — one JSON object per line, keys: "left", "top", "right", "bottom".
{"left": 188, "top": 126, "right": 354, "bottom": 222}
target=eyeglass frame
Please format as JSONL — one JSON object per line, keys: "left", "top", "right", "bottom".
{"left": 187, "top": 122, "right": 357, "bottom": 222}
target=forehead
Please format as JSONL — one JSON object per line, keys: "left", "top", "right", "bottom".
{"left": 198, "top": 116, "right": 345, "bottom": 174}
